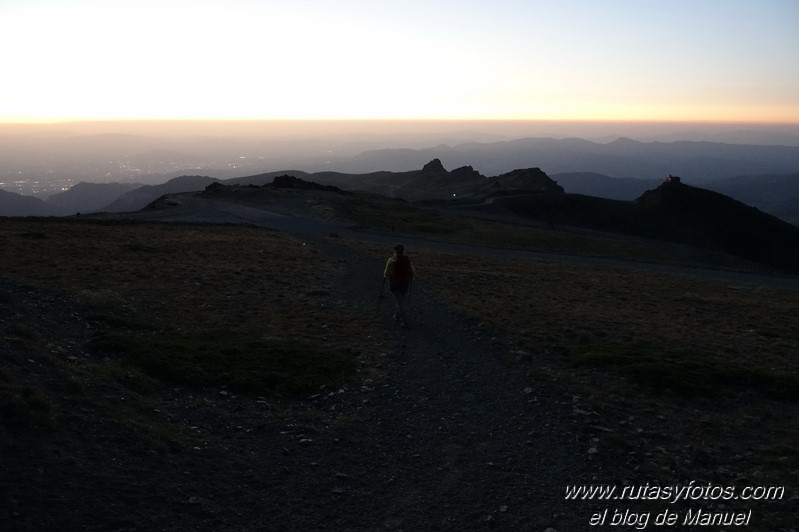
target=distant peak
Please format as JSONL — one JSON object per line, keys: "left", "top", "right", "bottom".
{"left": 270, "top": 174, "right": 342, "bottom": 192}
{"left": 496, "top": 167, "right": 564, "bottom": 193}
{"left": 609, "top": 136, "right": 640, "bottom": 145}
{"left": 421, "top": 159, "right": 447, "bottom": 174}
{"left": 450, "top": 165, "right": 482, "bottom": 179}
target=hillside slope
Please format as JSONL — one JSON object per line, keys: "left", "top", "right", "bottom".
{"left": 0, "top": 189, "right": 65, "bottom": 217}
{"left": 457, "top": 178, "right": 799, "bottom": 273}
{"left": 633, "top": 180, "right": 799, "bottom": 271}
{"left": 46, "top": 182, "right": 140, "bottom": 214}
{"left": 100, "top": 175, "right": 220, "bottom": 212}
{"left": 707, "top": 173, "right": 799, "bottom": 226}
{"left": 343, "top": 137, "right": 799, "bottom": 179}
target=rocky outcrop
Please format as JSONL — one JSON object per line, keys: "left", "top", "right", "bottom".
{"left": 496, "top": 168, "right": 564, "bottom": 193}
{"left": 270, "top": 175, "right": 343, "bottom": 192}
{"left": 420, "top": 159, "right": 447, "bottom": 175}
{"left": 203, "top": 175, "right": 345, "bottom": 195}
{"left": 450, "top": 165, "right": 482, "bottom": 181}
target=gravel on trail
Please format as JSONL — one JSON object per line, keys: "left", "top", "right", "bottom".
{"left": 265, "top": 237, "right": 613, "bottom": 531}
{"left": 16, "top": 197, "right": 789, "bottom": 530}
{"left": 1, "top": 234, "right": 613, "bottom": 532}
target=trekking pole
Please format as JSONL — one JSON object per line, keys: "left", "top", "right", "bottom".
{"left": 408, "top": 277, "right": 413, "bottom": 304}
{"left": 375, "top": 277, "right": 386, "bottom": 314}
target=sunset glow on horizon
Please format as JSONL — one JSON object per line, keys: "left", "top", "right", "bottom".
{"left": 2, "top": 0, "right": 798, "bottom": 124}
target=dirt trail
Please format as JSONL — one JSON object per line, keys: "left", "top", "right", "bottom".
{"left": 0, "top": 240, "right": 603, "bottom": 531}
{"left": 47, "top": 198, "right": 792, "bottom": 530}
{"left": 279, "top": 237, "right": 608, "bottom": 530}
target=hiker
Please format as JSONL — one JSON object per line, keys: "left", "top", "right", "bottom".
{"left": 384, "top": 243, "right": 415, "bottom": 327}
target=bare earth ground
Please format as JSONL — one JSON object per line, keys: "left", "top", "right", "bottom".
{"left": 1, "top": 219, "right": 605, "bottom": 531}
{"left": 1, "top": 204, "right": 798, "bottom": 530}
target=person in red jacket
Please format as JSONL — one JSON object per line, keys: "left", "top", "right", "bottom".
{"left": 383, "top": 243, "right": 416, "bottom": 328}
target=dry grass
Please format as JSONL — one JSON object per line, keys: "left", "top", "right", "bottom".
{"left": 420, "top": 252, "right": 798, "bottom": 376}
{"left": 2, "top": 219, "right": 368, "bottom": 339}
{"left": 352, "top": 240, "right": 799, "bottom": 500}
{"left": 3, "top": 216, "right": 796, "bottom": 523}
{"left": 0, "top": 218, "right": 387, "bottom": 395}
{"left": 332, "top": 196, "right": 758, "bottom": 268}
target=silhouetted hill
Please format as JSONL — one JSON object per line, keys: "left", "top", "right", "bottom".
{"left": 496, "top": 167, "right": 564, "bottom": 193}
{"left": 268, "top": 168, "right": 409, "bottom": 198}
{"left": 398, "top": 159, "right": 486, "bottom": 197}
{"left": 203, "top": 175, "right": 346, "bottom": 196}
{"left": 547, "top": 171, "right": 799, "bottom": 225}
{"left": 269, "top": 175, "right": 344, "bottom": 192}
{"left": 226, "top": 170, "right": 311, "bottom": 186}
{"left": 706, "top": 173, "right": 799, "bottom": 226}
{"left": 463, "top": 178, "right": 799, "bottom": 272}
{"left": 37, "top": 172, "right": 313, "bottom": 217}
{"left": 101, "top": 175, "right": 219, "bottom": 212}
{"left": 112, "top": 165, "right": 796, "bottom": 227}
{"left": 0, "top": 189, "right": 66, "bottom": 217}
{"left": 303, "top": 159, "right": 563, "bottom": 201}
{"left": 468, "top": 192, "right": 635, "bottom": 230}
{"left": 46, "top": 182, "right": 140, "bottom": 214}
{"left": 632, "top": 180, "right": 799, "bottom": 271}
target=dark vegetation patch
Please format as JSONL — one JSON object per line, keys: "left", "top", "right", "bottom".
{"left": 0, "top": 218, "right": 395, "bottom": 530}
{"left": 332, "top": 196, "right": 468, "bottom": 235}
{"left": 88, "top": 329, "right": 357, "bottom": 394}
{"left": 350, "top": 240, "right": 799, "bottom": 498}
{"left": 0, "top": 218, "right": 382, "bottom": 349}
{"left": 2, "top": 212, "right": 796, "bottom": 528}
{"left": 0, "top": 217, "right": 386, "bottom": 442}
{"left": 567, "top": 343, "right": 799, "bottom": 399}
{"left": 0, "top": 369, "right": 53, "bottom": 429}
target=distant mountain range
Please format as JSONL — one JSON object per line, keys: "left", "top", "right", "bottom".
{"left": 262, "top": 159, "right": 564, "bottom": 202}
{"left": 5, "top": 153, "right": 799, "bottom": 272}
{"left": 0, "top": 189, "right": 65, "bottom": 216}
{"left": 143, "top": 171, "right": 799, "bottom": 273}
{"left": 101, "top": 175, "right": 220, "bottom": 213}
{"left": 335, "top": 137, "right": 799, "bottom": 180}
{"left": 46, "top": 181, "right": 141, "bottom": 214}
{"left": 2, "top": 137, "right": 798, "bottom": 225}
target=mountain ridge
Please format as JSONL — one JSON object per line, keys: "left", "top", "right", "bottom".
{"left": 341, "top": 137, "right": 799, "bottom": 180}
{"left": 131, "top": 167, "right": 799, "bottom": 273}
{"left": 46, "top": 181, "right": 141, "bottom": 214}
{"left": 0, "top": 189, "right": 66, "bottom": 216}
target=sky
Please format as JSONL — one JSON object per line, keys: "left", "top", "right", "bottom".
{"left": 1, "top": 0, "right": 798, "bottom": 124}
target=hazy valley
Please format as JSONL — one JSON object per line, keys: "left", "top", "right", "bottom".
{"left": 3, "top": 123, "right": 799, "bottom": 226}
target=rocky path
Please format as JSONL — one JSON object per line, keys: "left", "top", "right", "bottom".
{"left": 0, "top": 243, "right": 605, "bottom": 532}
{"left": 268, "top": 238, "right": 609, "bottom": 530}
{"left": 7, "top": 204, "right": 797, "bottom": 530}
